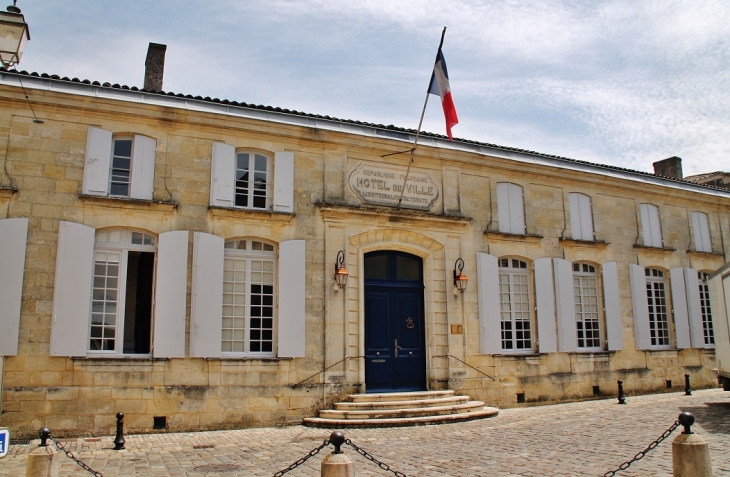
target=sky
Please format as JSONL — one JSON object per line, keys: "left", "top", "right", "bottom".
{"left": 12, "top": 0, "right": 730, "bottom": 176}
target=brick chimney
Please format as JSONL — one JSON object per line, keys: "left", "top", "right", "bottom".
{"left": 144, "top": 43, "right": 167, "bottom": 91}
{"left": 653, "top": 156, "right": 683, "bottom": 180}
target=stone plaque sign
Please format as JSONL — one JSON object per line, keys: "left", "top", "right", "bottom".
{"left": 348, "top": 162, "right": 441, "bottom": 211}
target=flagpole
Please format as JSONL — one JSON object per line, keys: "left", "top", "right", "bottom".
{"left": 397, "top": 27, "right": 447, "bottom": 208}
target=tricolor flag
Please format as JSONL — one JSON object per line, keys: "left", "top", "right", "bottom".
{"left": 428, "top": 48, "right": 458, "bottom": 141}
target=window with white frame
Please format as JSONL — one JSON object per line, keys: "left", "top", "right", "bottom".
{"left": 497, "top": 182, "right": 525, "bottom": 234}
{"left": 90, "top": 229, "right": 156, "bottom": 354}
{"left": 498, "top": 258, "right": 532, "bottom": 351}
{"left": 573, "top": 263, "right": 601, "bottom": 349}
{"left": 82, "top": 127, "right": 156, "bottom": 200}
{"left": 640, "top": 203, "right": 663, "bottom": 247}
{"left": 698, "top": 271, "right": 715, "bottom": 346}
{"left": 235, "top": 151, "right": 270, "bottom": 209}
{"left": 222, "top": 239, "right": 276, "bottom": 355}
{"left": 691, "top": 212, "right": 712, "bottom": 253}
{"left": 568, "top": 192, "right": 594, "bottom": 241}
{"left": 645, "top": 268, "right": 670, "bottom": 347}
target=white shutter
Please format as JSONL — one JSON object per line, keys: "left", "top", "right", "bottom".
{"left": 683, "top": 268, "right": 705, "bottom": 348}
{"left": 509, "top": 183, "right": 525, "bottom": 234}
{"left": 578, "top": 194, "right": 594, "bottom": 240}
{"left": 190, "top": 232, "right": 224, "bottom": 358}
{"left": 601, "top": 263, "right": 623, "bottom": 351}
{"left": 569, "top": 193, "right": 583, "bottom": 240}
{"left": 476, "top": 252, "right": 501, "bottom": 354}
{"left": 708, "top": 271, "right": 729, "bottom": 357}
{"left": 497, "top": 183, "right": 510, "bottom": 233}
{"left": 50, "top": 221, "right": 95, "bottom": 356}
{"left": 273, "top": 151, "right": 295, "bottom": 213}
{"left": 130, "top": 135, "right": 156, "bottom": 200}
{"left": 640, "top": 204, "right": 662, "bottom": 247}
{"left": 152, "top": 230, "right": 189, "bottom": 358}
{"left": 82, "top": 127, "right": 112, "bottom": 196}
{"left": 629, "top": 264, "right": 652, "bottom": 350}
{"left": 210, "top": 142, "right": 235, "bottom": 207}
{"left": 0, "top": 218, "right": 28, "bottom": 356}
{"left": 278, "top": 240, "right": 306, "bottom": 358}
{"left": 554, "top": 258, "right": 578, "bottom": 352}
{"left": 534, "top": 257, "right": 557, "bottom": 353}
{"left": 691, "top": 212, "right": 711, "bottom": 253}
{"left": 670, "top": 268, "right": 691, "bottom": 349}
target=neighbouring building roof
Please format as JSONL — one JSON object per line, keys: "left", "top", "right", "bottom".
{"left": 1, "top": 66, "right": 729, "bottom": 198}
{"left": 684, "top": 171, "right": 730, "bottom": 190}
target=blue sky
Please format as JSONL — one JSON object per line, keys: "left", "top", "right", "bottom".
{"left": 14, "top": 0, "right": 730, "bottom": 176}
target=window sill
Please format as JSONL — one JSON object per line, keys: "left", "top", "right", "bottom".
{"left": 79, "top": 194, "right": 178, "bottom": 211}
{"left": 633, "top": 244, "right": 676, "bottom": 252}
{"left": 210, "top": 356, "right": 291, "bottom": 363}
{"left": 71, "top": 356, "right": 169, "bottom": 363}
{"left": 208, "top": 206, "right": 295, "bottom": 222}
{"left": 484, "top": 231, "right": 543, "bottom": 244}
{"left": 686, "top": 250, "right": 724, "bottom": 258}
{"left": 560, "top": 238, "right": 610, "bottom": 247}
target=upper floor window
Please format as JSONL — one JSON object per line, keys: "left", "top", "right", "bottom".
{"left": 497, "top": 182, "right": 525, "bottom": 234}
{"left": 498, "top": 258, "right": 532, "bottom": 351}
{"left": 210, "top": 143, "right": 295, "bottom": 214}
{"left": 698, "top": 272, "right": 715, "bottom": 346}
{"left": 645, "top": 268, "right": 670, "bottom": 347}
{"left": 573, "top": 263, "right": 601, "bottom": 349}
{"left": 568, "top": 193, "right": 594, "bottom": 241}
{"left": 639, "top": 203, "right": 663, "bottom": 247}
{"left": 82, "top": 127, "right": 156, "bottom": 200}
{"left": 691, "top": 212, "right": 712, "bottom": 253}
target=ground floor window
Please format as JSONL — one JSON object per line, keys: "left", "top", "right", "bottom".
{"left": 645, "top": 268, "right": 669, "bottom": 347}
{"left": 573, "top": 263, "right": 601, "bottom": 349}
{"left": 499, "top": 258, "right": 532, "bottom": 351}
{"left": 698, "top": 271, "right": 714, "bottom": 346}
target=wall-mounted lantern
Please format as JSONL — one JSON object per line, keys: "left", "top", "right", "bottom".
{"left": 453, "top": 258, "right": 468, "bottom": 294}
{"left": 0, "top": 1, "right": 30, "bottom": 68}
{"left": 333, "top": 250, "right": 348, "bottom": 291}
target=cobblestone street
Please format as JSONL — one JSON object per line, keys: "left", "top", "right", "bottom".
{"left": 2, "top": 388, "right": 729, "bottom": 476}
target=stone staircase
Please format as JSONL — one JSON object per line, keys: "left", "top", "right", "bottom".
{"left": 303, "top": 390, "right": 499, "bottom": 428}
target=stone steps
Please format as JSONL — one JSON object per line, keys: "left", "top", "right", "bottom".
{"left": 303, "top": 390, "right": 499, "bottom": 428}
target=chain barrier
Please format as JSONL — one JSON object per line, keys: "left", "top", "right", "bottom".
{"left": 49, "top": 434, "right": 104, "bottom": 477}
{"left": 346, "top": 438, "right": 410, "bottom": 477}
{"left": 272, "top": 439, "right": 330, "bottom": 477}
{"left": 602, "top": 419, "right": 680, "bottom": 477}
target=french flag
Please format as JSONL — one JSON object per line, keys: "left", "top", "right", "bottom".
{"left": 428, "top": 49, "right": 459, "bottom": 141}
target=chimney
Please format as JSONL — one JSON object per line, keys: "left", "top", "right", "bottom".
{"left": 144, "top": 42, "right": 167, "bottom": 91}
{"left": 652, "top": 156, "right": 683, "bottom": 180}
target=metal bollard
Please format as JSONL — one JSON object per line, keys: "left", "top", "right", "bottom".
{"left": 114, "top": 412, "right": 125, "bottom": 450}
{"left": 25, "top": 427, "right": 58, "bottom": 477}
{"left": 684, "top": 374, "right": 692, "bottom": 396}
{"left": 617, "top": 379, "right": 626, "bottom": 404}
{"left": 321, "top": 431, "right": 353, "bottom": 477}
{"left": 672, "top": 412, "right": 712, "bottom": 476}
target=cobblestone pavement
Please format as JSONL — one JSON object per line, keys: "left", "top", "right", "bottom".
{"left": 2, "top": 388, "right": 729, "bottom": 476}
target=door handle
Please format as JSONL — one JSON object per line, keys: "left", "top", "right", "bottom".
{"left": 395, "top": 339, "right": 404, "bottom": 358}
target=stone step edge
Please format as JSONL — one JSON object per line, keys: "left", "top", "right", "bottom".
{"left": 303, "top": 407, "right": 499, "bottom": 428}
{"left": 335, "top": 395, "right": 470, "bottom": 410}
{"left": 320, "top": 401, "right": 486, "bottom": 419}
{"left": 348, "top": 390, "right": 455, "bottom": 402}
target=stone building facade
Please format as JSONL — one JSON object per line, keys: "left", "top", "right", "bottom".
{"left": 0, "top": 67, "right": 728, "bottom": 438}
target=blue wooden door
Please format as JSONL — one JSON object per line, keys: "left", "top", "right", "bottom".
{"left": 364, "top": 251, "right": 426, "bottom": 392}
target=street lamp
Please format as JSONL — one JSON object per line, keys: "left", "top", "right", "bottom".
{"left": 0, "top": 1, "right": 30, "bottom": 69}
{"left": 333, "top": 250, "right": 349, "bottom": 291}
{"left": 453, "top": 258, "right": 468, "bottom": 293}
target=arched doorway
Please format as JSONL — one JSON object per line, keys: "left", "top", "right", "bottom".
{"left": 364, "top": 251, "right": 426, "bottom": 392}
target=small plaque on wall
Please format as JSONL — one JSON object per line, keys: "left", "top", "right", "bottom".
{"left": 450, "top": 324, "right": 463, "bottom": 334}
{"left": 347, "top": 161, "right": 441, "bottom": 211}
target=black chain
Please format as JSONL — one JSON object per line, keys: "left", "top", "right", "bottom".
{"left": 602, "top": 419, "right": 680, "bottom": 477}
{"left": 346, "top": 438, "right": 410, "bottom": 477}
{"left": 49, "top": 434, "right": 104, "bottom": 477}
{"left": 272, "top": 440, "right": 330, "bottom": 477}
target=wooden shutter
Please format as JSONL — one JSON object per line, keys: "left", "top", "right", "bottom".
{"left": 476, "top": 252, "right": 500, "bottom": 354}
{"left": 152, "top": 230, "right": 189, "bottom": 358}
{"left": 50, "top": 221, "right": 95, "bottom": 356}
{"left": 82, "top": 127, "right": 112, "bottom": 196}
{"left": 683, "top": 268, "right": 705, "bottom": 348}
{"left": 640, "top": 204, "right": 662, "bottom": 247}
{"left": 569, "top": 193, "right": 583, "bottom": 240}
{"left": 534, "top": 257, "right": 557, "bottom": 353}
{"left": 278, "top": 240, "right": 306, "bottom": 358}
{"left": 670, "top": 268, "right": 691, "bottom": 349}
{"left": 707, "top": 270, "right": 729, "bottom": 356}
{"left": 554, "top": 258, "right": 577, "bottom": 352}
{"left": 0, "top": 218, "right": 28, "bottom": 356}
{"left": 579, "top": 194, "right": 594, "bottom": 240}
{"left": 190, "top": 232, "right": 224, "bottom": 358}
{"left": 130, "top": 135, "right": 156, "bottom": 200}
{"left": 210, "top": 142, "right": 235, "bottom": 207}
{"left": 273, "top": 151, "right": 295, "bottom": 213}
{"left": 509, "top": 183, "right": 525, "bottom": 234}
{"left": 497, "top": 183, "right": 511, "bottom": 233}
{"left": 602, "top": 262, "right": 623, "bottom": 351}
{"left": 629, "top": 264, "right": 652, "bottom": 350}
{"left": 691, "top": 212, "right": 711, "bottom": 253}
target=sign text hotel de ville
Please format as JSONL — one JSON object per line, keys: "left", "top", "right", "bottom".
{"left": 348, "top": 162, "right": 442, "bottom": 212}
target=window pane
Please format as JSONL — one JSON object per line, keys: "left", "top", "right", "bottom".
{"left": 365, "top": 254, "right": 388, "bottom": 280}
{"left": 396, "top": 255, "right": 421, "bottom": 281}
